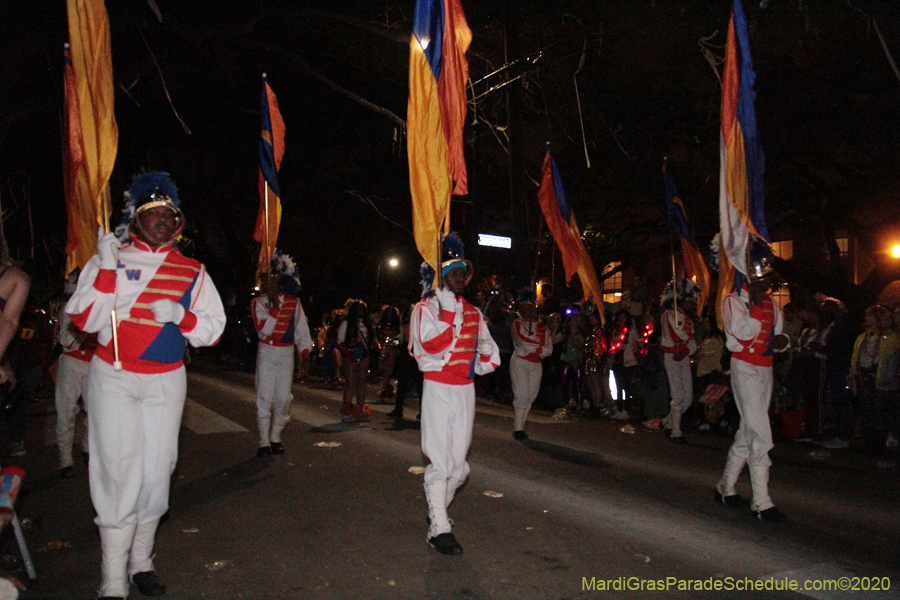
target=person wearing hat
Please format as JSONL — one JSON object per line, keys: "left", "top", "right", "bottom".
{"left": 660, "top": 279, "right": 701, "bottom": 444}
{"left": 252, "top": 249, "right": 312, "bottom": 456}
{"left": 66, "top": 171, "right": 226, "bottom": 599}
{"left": 409, "top": 233, "right": 500, "bottom": 555}
{"left": 510, "top": 289, "right": 552, "bottom": 440}
{"left": 715, "top": 249, "right": 788, "bottom": 523}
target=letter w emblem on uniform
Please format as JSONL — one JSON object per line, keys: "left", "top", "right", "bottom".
{"left": 125, "top": 269, "right": 142, "bottom": 281}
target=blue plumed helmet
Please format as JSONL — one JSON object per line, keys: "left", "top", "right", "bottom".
{"left": 420, "top": 232, "right": 471, "bottom": 298}
{"left": 116, "top": 171, "right": 184, "bottom": 243}
{"left": 660, "top": 279, "right": 701, "bottom": 310}
{"left": 270, "top": 249, "right": 302, "bottom": 297}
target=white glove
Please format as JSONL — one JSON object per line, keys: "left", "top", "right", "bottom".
{"left": 97, "top": 228, "right": 122, "bottom": 270}
{"left": 435, "top": 288, "right": 458, "bottom": 312}
{"left": 477, "top": 338, "right": 495, "bottom": 356}
{"left": 149, "top": 299, "right": 186, "bottom": 325}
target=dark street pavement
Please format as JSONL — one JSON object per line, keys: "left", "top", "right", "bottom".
{"left": 3, "top": 358, "right": 899, "bottom": 599}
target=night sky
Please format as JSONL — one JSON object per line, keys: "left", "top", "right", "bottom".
{"left": 2, "top": 0, "right": 899, "bottom": 318}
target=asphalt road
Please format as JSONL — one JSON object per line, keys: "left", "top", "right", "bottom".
{"left": 5, "top": 358, "right": 900, "bottom": 600}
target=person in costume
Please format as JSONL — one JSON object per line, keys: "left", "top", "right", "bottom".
{"left": 252, "top": 249, "right": 313, "bottom": 456}
{"left": 715, "top": 246, "right": 788, "bottom": 522}
{"left": 846, "top": 304, "right": 899, "bottom": 455}
{"left": 660, "top": 279, "right": 700, "bottom": 444}
{"left": 337, "top": 299, "right": 375, "bottom": 422}
{"left": 66, "top": 171, "right": 226, "bottom": 599}
{"left": 55, "top": 275, "right": 97, "bottom": 478}
{"left": 510, "top": 289, "right": 552, "bottom": 440}
{"left": 409, "top": 233, "right": 499, "bottom": 555}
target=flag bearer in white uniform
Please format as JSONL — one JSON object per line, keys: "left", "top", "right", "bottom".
{"left": 715, "top": 252, "right": 788, "bottom": 523}
{"left": 55, "top": 302, "right": 97, "bottom": 478}
{"left": 67, "top": 172, "right": 226, "bottom": 599}
{"left": 409, "top": 233, "right": 499, "bottom": 556}
{"left": 510, "top": 289, "right": 552, "bottom": 440}
{"left": 660, "top": 279, "right": 700, "bottom": 444}
{"left": 251, "top": 249, "right": 312, "bottom": 457}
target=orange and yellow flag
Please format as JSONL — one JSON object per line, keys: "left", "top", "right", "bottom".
{"left": 65, "top": 0, "right": 118, "bottom": 276}
{"left": 407, "top": 0, "right": 471, "bottom": 274}
{"left": 253, "top": 74, "right": 285, "bottom": 277}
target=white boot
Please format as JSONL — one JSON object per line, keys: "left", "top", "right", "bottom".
{"left": 257, "top": 414, "right": 272, "bottom": 448}
{"left": 424, "top": 481, "right": 450, "bottom": 539}
{"left": 128, "top": 520, "right": 159, "bottom": 577}
{"left": 270, "top": 394, "right": 293, "bottom": 443}
{"left": 446, "top": 478, "right": 464, "bottom": 509}
{"left": 513, "top": 408, "right": 529, "bottom": 433}
{"left": 668, "top": 408, "right": 684, "bottom": 438}
{"left": 748, "top": 465, "right": 775, "bottom": 512}
{"left": 99, "top": 523, "right": 137, "bottom": 598}
{"left": 716, "top": 452, "right": 746, "bottom": 500}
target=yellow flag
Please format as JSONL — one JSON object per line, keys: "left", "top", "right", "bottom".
{"left": 65, "top": 0, "right": 118, "bottom": 276}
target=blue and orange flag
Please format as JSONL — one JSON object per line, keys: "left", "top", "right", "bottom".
{"left": 718, "top": 0, "right": 770, "bottom": 312}
{"left": 254, "top": 74, "right": 285, "bottom": 276}
{"left": 536, "top": 146, "right": 604, "bottom": 321}
{"left": 407, "top": 0, "right": 471, "bottom": 275}
{"left": 664, "top": 160, "right": 710, "bottom": 312}
{"left": 64, "top": 0, "right": 118, "bottom": 276}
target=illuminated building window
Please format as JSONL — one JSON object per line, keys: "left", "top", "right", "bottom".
{"left": 771, "top": 240, "right": 793, "bottom": 260}
{"left": 768, "top": 241, "right": 792, "bottom": 309}
{"left": 836, "top": 237, "right": 849, "bottom": 258}
{"left": 602, "top": 262, "right": 623, "bottom": 304}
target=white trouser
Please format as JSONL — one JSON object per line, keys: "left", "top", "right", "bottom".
{"left": 55, "top": 354, "right": 91, "bottom": 469}
{"left": 664, "top": 354, "right": 693, "bottom": 437}
{"left": 421, "top": 380, "right": 475, "bottom": 535}
{"left": 255, "top": 343, "right": 295, "bottom": 446}
{"left": 727, "top": 358, "right": 774, "bottom": 467}
{"left": 511, "top": 356, "right": 542, "bottom": 431}
{"left": 87, "top": 359, "right": 186, "bottom": 597}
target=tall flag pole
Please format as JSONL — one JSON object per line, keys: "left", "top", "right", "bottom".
{"left": 407, "top": 0, "right": 472, "bottom": 279}
{"left": 663, "top": 159, "right": 711, "bottom": 313}
{"left": 254, "top": 73, "right": 285, "bottom": 278}
{"left": 718, "top": 0, "right": 770, "bottom": 322}
{"left": 64, "top": 0, "right": 118, "bottom": 275}
{"left": 536, "top": 145, "right": 605, "bottom": 323}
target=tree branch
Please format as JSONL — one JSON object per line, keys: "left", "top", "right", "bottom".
{"left": 268, "top": 47, "right": 405, "bottom": 127}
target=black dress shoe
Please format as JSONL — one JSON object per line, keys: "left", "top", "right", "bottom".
{"left": 714, "top": 489, "right": 743, "bottom": 507}
{"left": 257, "top": 445, "right": 272, "bottom": 458}
{"left": 60, "top": 466, "right": 75, "bottom": 479}
{"left": 428, "top": 532, "right": 463, "bottom": 555}
{"left": 512, "top": 430, "right": 528, "bottom": 441}
{"left": 132, "top": 570, "right": 166, "bottom": 596}
{"left": 270, "top": 442, "right": 285, "bottom": 455}
{"left": 669, "top": 435, "right": 687, "bottom": 444}
{"left": 756, "top": 506, "right": 785, "bottom": 523}
{"left": 386, "top": 409, "right": 403, "bottom": 418}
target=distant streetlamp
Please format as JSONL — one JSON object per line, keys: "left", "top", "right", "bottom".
{"left": 891, "top": 245, "right": 900, "bottom": 258}
{"left": 375, "top": 257, "right": 399, "bottom": 301}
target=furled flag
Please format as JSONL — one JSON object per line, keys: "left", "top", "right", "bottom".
{"left": 64, "top": 0, "right": 118, "bottom": 276}
{"left": 253, "top": 73, "right": 286, "bottom": 277}
{"left": 664, "top": 160, "right": 711, "bottom": 312}
{"left": 536, "top": 146, "right": 605, "bottom": 321}
{"left": 407, "top": 0, "right": 471, "bottom": 276}
{"left": 718, "top": 0, "right": 770, "bottom": 312}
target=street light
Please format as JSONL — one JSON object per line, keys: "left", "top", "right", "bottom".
{"left": 375, "top": 257, "right": 399, "bottom": 301}
{"left": 891, "top": 245, "right": 900, "bottom": 258}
